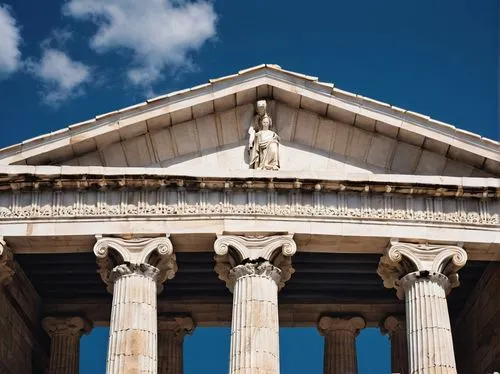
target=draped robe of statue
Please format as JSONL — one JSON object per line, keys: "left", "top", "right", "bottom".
{"left": 251, "top": 128, "right": 280, "bottom": 170}
{"left": 249, "top": 114, "right": 280, "bottom": 170}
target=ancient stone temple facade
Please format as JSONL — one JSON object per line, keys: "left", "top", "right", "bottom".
{"left": 0, "top": 64, "right": 498, "bottom": 374}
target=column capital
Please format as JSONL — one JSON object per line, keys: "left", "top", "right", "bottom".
{"left": 42, "top": 316, "right": 92, "bottom": 337}
{"left": 318, "top": 316, "right": 366, "bottom": 336}
{"left": 214, "top": 234, "right": 297, "bottom": 291}
{"left": 377, "top": 239, "right": 467, "bottom": 299}
{"left": 231, "top": 261, "right": 282, "bottom": 288}
{"left": 158, "top": 316, "right": 196, "bottom": 337}
{"left": 0, "top": 237, "right": 15, "bottom": 286}
{"left": 381, "top": 315, "right": 405, "bottom": 335}
{"left": 214, "top": 234, "right": 297, "bottom": 260}
{"left": 110, "top": 261, "right": 160, "bottom": 280}
{"left": 93, "top": 235, "right": 177, "bottom": 293}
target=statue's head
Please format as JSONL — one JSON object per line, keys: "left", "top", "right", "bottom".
{"left": 256, "top": 100, "right": 267, "bottom": 116}
{"left": 261, "top": 115, "right": 271, "bottom": 130}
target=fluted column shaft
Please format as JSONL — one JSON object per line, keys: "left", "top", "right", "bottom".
{"left": 50, "top": 335, "right": 80, "bottom": 374}
{"left": 402, "top": 272, "right": 456, "bottom": 373}
{"left": 229, "top": 262, "right": 281, "bottom": 374}
{"left": 158, "top": 317, "right": 195, "bottom": 374}
{"left": 324, "top": 330, "right": 357, "bottom": 374}
{"left": 214, "top": 235, "right": 297, "bottom": 374}
{"left": 383, "top": 316, "right": 408, "bottom": 374}
{"left": 318, "top": 316, "right": 365, "bottom": 374}
{"left": 43, "top": 316, "right": 91, "bottom": 374}
{"left": 107, "top": 263, "right": 160, "bottom": 374}
{"left": 159, "top": 330, "right": 181, "bottom": 374}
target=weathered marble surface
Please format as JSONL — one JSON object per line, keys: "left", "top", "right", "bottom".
{"left": 0, "top": 238, "right": 15, "bottom": 285}
{"left": 318, "top": 316, "right": 365, "bottom": 374}
{"left": 0, "top": 63, "right": 498, "bottom": 374}
{"left": 229, "top": 262, "right": 281, "bottom": 374}
{"left": 378, "top": 241, "right": 467, "bottom": 374}
{"left": 43, "top": 316, "right": 92, "bottom": 374}
{"left": 214, "top": 235, "right": 297, "bottom": 374}
{"left": 0, "top": 240, "right": 44, "bottom": 374}
{"left": 107, "top": 264, "right": 159, "bottom": 374}
{"left": 382, "top": 315, "right": 408, "bottom": 374}
{"left": 1, "top": 183, "right": 496, "bottom": 227}
{"left": 158, "top": 317, "right": 195, "bottom": 374}
{"left": 1, "top": 65, "right": 497, "bottom": 178}
{"left": 454, "top": 263, "right": 500, "bottom": 373}
{"left": 94, "top": 236, "right": 177, "bottom": 374}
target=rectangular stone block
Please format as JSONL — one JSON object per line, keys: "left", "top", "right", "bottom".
{"left": 454, "top": 263, "right": 500, "bottom": 373}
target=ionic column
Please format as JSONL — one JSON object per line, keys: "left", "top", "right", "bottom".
{"left": 42, "top": 316, "right": 92, "bottom": 374}
{"left": 158, "top": 316, "right": 195, "bottom": 374}
{"left": 317, "top": 316, "right": 365, "bottom": 374}
{"left": 377, "top": 240, "right": 467, "bottom": 374}
{"left": 214, "top": 235, "right": 297, "bottom": 374}
{"left": 94, "top": 236, "right": 178, "bottom": 374}
{"left": 382, "top": 316, "right": 408, "bottom": 374}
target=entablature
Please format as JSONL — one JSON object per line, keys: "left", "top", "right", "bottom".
{"left": 1, "top": 166, "right": 498, "bottom": 261}
{"left": 0, "top": 166, "right": 498, "bottom": 263}
{"left": 0, "top": 167, "right": 498, "bottom": 228}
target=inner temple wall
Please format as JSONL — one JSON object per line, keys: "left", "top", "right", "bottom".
{"left": 0, "top": 263, "right": 46, "bottom": 374}
{"left": 454, "top": 262, "right": 500, "bottom": 374}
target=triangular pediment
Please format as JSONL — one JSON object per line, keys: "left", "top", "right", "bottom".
{"left": 1, "top": 64, "right": 498, "bottom": 177}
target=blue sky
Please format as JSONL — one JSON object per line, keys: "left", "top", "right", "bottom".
{"left": 0, "top": 1, "right": 497, "bottom": 373}
{"left": 81, "top": 326, "right": 390, "bottom": 373}
{"left": 0, "top": 0, "right": 497, "bottom": 148}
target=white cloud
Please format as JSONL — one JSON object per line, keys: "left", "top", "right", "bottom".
{"left": 28, "top": 48, "right": 91, "bottom": 106}
{"left": 0, "top": 4, "right": 22, "bottom": 76}
{"left": 63, "top": 0, "right": 217, "bottom": 87}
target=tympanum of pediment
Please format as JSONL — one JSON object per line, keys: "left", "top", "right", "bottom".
{"left": 0, "top": 65, "right": 497, "bottom": 178}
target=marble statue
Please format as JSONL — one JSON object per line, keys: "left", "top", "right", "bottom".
{"left": 248, "top": 100, "right": 280, "bottom": 170}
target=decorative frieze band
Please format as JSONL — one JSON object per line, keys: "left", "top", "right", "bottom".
{"left": 0, "top": 187, "right": 497, "bottom": 225}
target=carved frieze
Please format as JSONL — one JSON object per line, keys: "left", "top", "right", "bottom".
{"left": 0, "top": 186, "right": 496, "bottom": 226}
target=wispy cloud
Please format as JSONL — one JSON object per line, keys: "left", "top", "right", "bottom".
{"left": 0, "top": 4, "right": 22, "bottom": 77}
{"left": 27, "top": 48, "right": 91, "bottom": 107}
{"left": 63, "top": 0, "right": 217, "bottom": 89}
{"left": 41, "top": 28, "right": 74, "bottom": 49}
